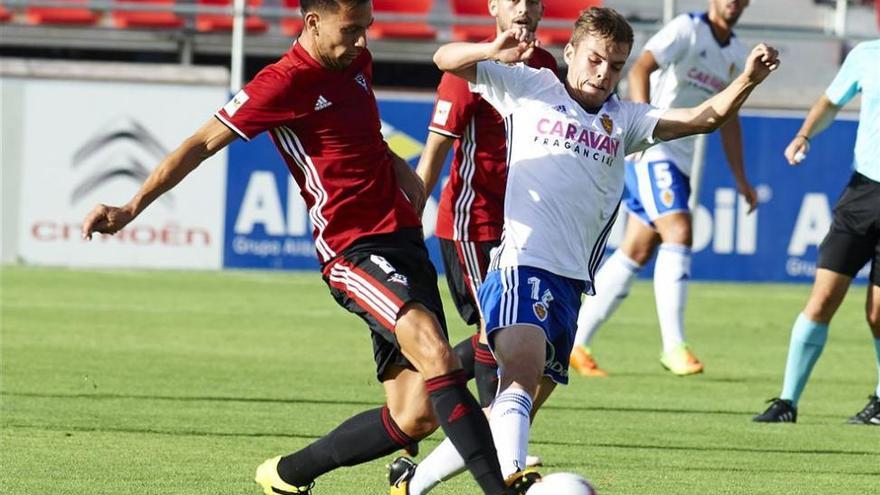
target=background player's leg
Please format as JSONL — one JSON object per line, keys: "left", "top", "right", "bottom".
{"left": 866, "top": 282, "right": 880, "bottom": 397}
{"left": 395, "top": 302, "right": 505, "bottom": 495}
{"left": 574, "top": 215, "right": 656, "bottom": 349}
{"left": 489, "top": 324, "right": 545, "bottom": 478}
{"left": 572, "top": 215, "right": 657, "bottom": 377}
{"left": 653, "top": 212, "right": 703, "bottom": 375}
{"left": 780, "top": 269, "right": 851, "bottom": 407}
{"left": 274, "top": 365, "right": 433, "bottom": 487}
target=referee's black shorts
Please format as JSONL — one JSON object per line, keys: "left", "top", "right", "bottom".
{"left": 438, "top": 238, "right": 500, "bottom": 327}
{"left": 322, "top": 228, "right": 448, "bottom": 381}
{"left": 817, "top": 172, "right": 880, "bottom": 285}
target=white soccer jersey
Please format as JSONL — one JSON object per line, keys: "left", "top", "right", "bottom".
{"left": 470, "top": 61, "right": 661, "bottom": 289}
{"left": 641, "top": 12, "right": 747, "bottom": 175}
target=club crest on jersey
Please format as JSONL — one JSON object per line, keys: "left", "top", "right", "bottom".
{"left": 532, "top": 302, "right": 548, "bottom": 321}
{"left": 600, "top": 113, "right": 614, "bottom": 135}
{"left": 354, "top": 73, "right": 369, "bottom": 92}
{"left": 660, "top": 188, "right": 675, "bottom": 208}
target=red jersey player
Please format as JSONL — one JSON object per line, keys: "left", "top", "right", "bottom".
{"left": 417, "top": 0, "right": 556, "bottom": 408}
{"left": 81, "top": 1, "right": 512, "bottom": 494}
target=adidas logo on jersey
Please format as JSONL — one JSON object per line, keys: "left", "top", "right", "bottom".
{"left": 314, "top": 95, "right": 333, "bottom": 111}
{"left": 552, "top": 104, "right": 567, "bottom": 113}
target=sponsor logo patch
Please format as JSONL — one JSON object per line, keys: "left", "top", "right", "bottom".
{"left": 223, "top": 90, "right": 249, "bottom": 117}
{"left": 433, "top": 100, "right": 452, "bottom": 126}
{"left": 387, "top": 273, "right": 409, "bottom": 287}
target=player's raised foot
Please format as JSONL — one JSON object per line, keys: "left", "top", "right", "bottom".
{"left": 525, "top": 455, "right": 543, "bottom": 468}
{"left": 255, "top": 456, "right": 314, "bottom": 495}
{"left": 753, "top": 398, "right": 797, "bottom": 423}
{"left": 659, "top": 344, "right": 704, "bottom": 376}
{"left": 846, "top": 395, "right": 880, "bottom": 425}
{"left": 388, "top": 456, "right": 418, "bottom": 495}
{"left": 569, "top": 346, "right": 608, "bottom": 377}
{"left": 505, "top": 468, "right": 542, "bottom": 495}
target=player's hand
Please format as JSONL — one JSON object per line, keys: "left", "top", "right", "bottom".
{"left": 743, "top": 44, "right": 780, "bottom": 84}
{"left": 737, "top": 181, "right": 759, "bottom": 213}
{"left": 784, "top": 134, "right": 810, "bottom": 166}
{"left": 81, "top": 204, "right": 135, "bottom": 240}
{"left": 491, "top": 26, "right": 538, "bottom": 64}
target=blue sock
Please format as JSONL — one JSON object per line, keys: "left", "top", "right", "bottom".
{"left": 780, "top": 313, "right": 829, "bottom": 407}
{"left": 874, "top": 338, "right": 880, "bottom": 397}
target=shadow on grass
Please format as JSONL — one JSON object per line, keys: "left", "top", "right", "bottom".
{"left": 545, "top": 459, "right": 880, "bottom": 476}
{"left": 5, "top": 391, "right": 849, "bottom": 419}
{"left": 531, "top": 438, "right": 880, "bottom": 457}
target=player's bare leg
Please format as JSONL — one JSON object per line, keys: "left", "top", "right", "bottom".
{"left": 755, "top": 269, "right": 851, "bottom": 423}
{"left": 395, "top": 302, "right": 507, "bottom": 494}
{"left": 489, "top": 324, "right": 546, "bottom": 479}
{"left": 572, "top": 214, "right": 658, "bottom": 377}
{"left": 848, "top": 283, "right": 880, "bottom": 424}
{"left": 652, "top": 211, "right": 703, "bottom": 375}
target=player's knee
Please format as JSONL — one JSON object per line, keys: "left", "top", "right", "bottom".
{"left": 660, "top": 223, "right": 692, "bottom": 246}
{"left": 391, "top": 404, "right": 438, "bottom": 440}
{"left": 803, "top": 297, "right": 836, "bottom": 322}
{"left": 866, "top": 309, "right": 880, "bottom": 336}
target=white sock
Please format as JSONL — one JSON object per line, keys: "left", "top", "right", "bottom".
{"left": 407, "top": 437, "right": 466, "bottom": 495}
{"left": 654, "top": 243, "right": 691, "bottom": 352}
{"left": 489, "top": 387, "right": 533, "bottom": 478}
{"left": 574, "top": 250, "right": 642, "bottom": 347}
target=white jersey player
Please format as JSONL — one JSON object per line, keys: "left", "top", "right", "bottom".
{"left": 389, "top": 7, "right": 779, "bottom": 494}
{"left": 571, "top": 0, "right": 758, "bottom": 378}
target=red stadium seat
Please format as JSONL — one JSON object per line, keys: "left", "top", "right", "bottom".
{"left": 280, "top": 0, "right": 302, "bottom": 37}
{"left": 538, "top": 0, "right": 602, "bottom": 46}
{"left": 369, "top": 0, "right": 435, "bottom": 40}
{"left": 0, "top": 5, "right": 12, "bottom": 22}
{"left": 112, "top": 0, "right": 184, "bottom": 29}
{"left": 449, "top": 0, "right": 496, "bottom": 42}
{"left": 26, "top": 1, "right": 100, "bottom": 25}
{"left": 196, "top": 0, "right": 269, "bottom": 33}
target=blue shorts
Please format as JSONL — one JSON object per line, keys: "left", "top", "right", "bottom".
{"left": 623, "top": 158, "right": 691, "bottom": 227}
{"left": 479, "top": 266, "right": 586, "bottom": 385}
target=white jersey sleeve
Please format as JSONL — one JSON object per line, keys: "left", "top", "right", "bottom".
{"left": 618, "top": 101, "right": 663, "bottom": 155}
{"left": 470, "top": 61, "right": 558, "bottom": 116}
{"left": 643, "top": 14, "right": 693, "bottom": 68}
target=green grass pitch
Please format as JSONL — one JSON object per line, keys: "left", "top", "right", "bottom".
{"left": 1, "top": 266, "right": 878, "bottom": 494}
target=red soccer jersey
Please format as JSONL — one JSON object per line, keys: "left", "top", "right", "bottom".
{"left": 430, "top": 47, "right": 558, "bottom": 241}
{"left": 215, "top": 42, "right": 421, "bottom": 263}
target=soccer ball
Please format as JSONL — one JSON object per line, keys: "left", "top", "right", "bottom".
{"left": 526, "top": 472, "right": 597, "bottom": 495}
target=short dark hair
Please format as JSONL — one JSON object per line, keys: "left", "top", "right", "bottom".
{"left": 300, "top": 0, "right": 371, "bottom": 14}
{"left": 570, "top": 7, "right": 634, "bottom": 47}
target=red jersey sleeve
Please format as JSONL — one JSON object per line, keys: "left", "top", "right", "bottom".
{"left": 529, "top": 47, "right": 559, "bottom": 75}
{"left": 215, "top": 63, "right": 300, "bottom": 141}
{"left": 428, "top": 72, "right": 480, "bottom": 139}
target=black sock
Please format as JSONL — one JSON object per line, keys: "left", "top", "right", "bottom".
{"left": 452, "top": 334, "right": 478, "bottom": 379}
{"left": 473, "top": 342, "right": 499, "bottom": 408}
{"left": 276, "top": 406, "right": 413, "bottom": 486}
{"left": 425, "top": 370, "right": 506, "bottom": 495}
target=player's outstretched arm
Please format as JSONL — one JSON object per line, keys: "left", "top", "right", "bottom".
{"left": 784, "top": 94, "right": 840, "bottom": 165}
{"left": 416, "top": 132, "right": 456, "bottom": 195}
{"left": 434, "top": 27, "right": 538, "bottom": 83}
{"left": 653, "top": 44, "right": 780, "bottom": 143}
{"left": 81, "top": 118, "right": 237, "bottom": 240}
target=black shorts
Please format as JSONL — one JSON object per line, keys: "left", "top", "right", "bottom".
{"left": 817, "top": 172, "right": 880, "bottom": 285}
{"left": 323, "top": 228, "right": 448, "bottom": 381}
{"left": 438, "top": 238, "right": 500, "bottom": 327}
